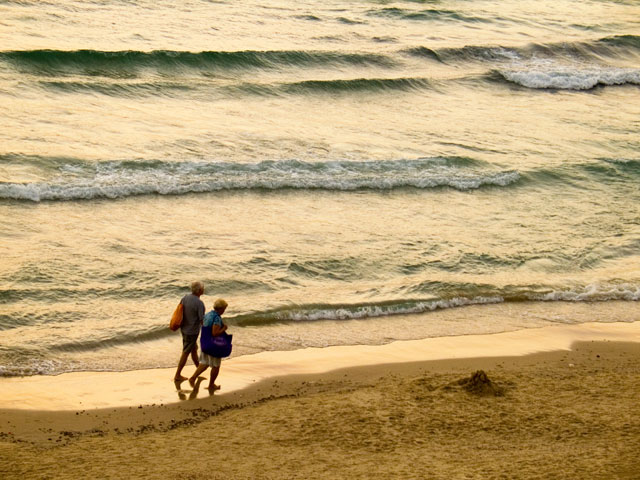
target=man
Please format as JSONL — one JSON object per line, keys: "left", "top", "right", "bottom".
{"left": 174, "top": 281, "right": 205, "bottom": 382}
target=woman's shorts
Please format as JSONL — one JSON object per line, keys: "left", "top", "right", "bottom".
{"left": 199, "top": 351, "right": 221, "bottom": 368}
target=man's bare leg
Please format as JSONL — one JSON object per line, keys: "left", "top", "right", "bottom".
{"left": 190, "top": 345, "right": 200, "bottom": 367}
{"left": 174, "top": 350, "right": 190, "bottom": 381}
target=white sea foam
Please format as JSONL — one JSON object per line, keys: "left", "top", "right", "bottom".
{"left": 0, "top": 160, "right": 521, "bottom": 201}
{"left": 500, "top": 66, "right": 640, "bottom": 90}
{"left": 0, "top": 360, "right": 59, "bottom": 377}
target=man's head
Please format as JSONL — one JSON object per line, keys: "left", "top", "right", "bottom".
{"left": 190, "top": 281, "right": 205, "bottom": 296}
{"left": 213, "top": 298, "right": 228, "bottom": 314}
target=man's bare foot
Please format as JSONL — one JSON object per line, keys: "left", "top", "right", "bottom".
{"left": 207, "top": 384, "right": 221, "bottom": 391}
{"left": 174, "top": 375, "right": 188, "bottom": 382}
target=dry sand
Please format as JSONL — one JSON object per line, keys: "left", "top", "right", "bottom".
{"left": 1, "top": 324, "right": 639, "bottom": 479}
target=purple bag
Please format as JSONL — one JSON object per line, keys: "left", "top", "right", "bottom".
{"left": 200, "top": 326, "right": 232, "bottom": 358}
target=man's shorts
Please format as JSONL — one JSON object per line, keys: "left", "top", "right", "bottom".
{"left": 182, "top": 333, "right": 199, "bottom": 353}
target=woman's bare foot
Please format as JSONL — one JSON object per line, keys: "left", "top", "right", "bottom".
{"left": 207, "top": 384, "right": 221, "bottom": 391}
{"left": 174, "top": 375, "right": 188, "bottom": 382}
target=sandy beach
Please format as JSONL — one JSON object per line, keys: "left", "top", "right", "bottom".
{"left": 1, "top": 322, "right": 639, "bottom": 479}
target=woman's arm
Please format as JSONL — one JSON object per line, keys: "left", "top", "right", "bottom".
{"left": 210, "top": 323, "right": 227, "bottom": 337}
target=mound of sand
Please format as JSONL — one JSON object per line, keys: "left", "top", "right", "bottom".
{"left": 454, "top": 369, "right": 505, "bottom": 396}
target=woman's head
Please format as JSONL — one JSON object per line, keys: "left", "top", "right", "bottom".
{"left": 213, "top": 298, "right": 228, "bottom": 313}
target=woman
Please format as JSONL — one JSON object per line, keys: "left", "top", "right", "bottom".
{"left": 189, "top": 298, "right": 228, "bottom": 391}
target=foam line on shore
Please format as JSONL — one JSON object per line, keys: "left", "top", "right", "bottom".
{"left": 1, "top": 321, "right": 638, "bottom": 411}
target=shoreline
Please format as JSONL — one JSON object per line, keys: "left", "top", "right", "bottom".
{"left": 1, "top": 320, "right": 638, "bottom": 411}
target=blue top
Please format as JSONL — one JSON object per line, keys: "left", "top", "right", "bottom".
{"left": 203, "top": 310, "right": 223, "bottom": 328}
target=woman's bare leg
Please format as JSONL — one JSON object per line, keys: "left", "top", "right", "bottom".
{"left": 207, "top": 367, "right": 220, "bottom": 390}
{"left": 189, "top": 363, "right": 209, "bottom": 387}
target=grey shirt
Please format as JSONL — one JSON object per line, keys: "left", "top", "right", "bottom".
{"left": 180, "top": 293, "right": 205, "bottom": 335}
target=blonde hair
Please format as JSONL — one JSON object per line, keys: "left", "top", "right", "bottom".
{"left": 190, "top": 281, "right": 204, "bottom": 295}
{"left": 213, "top": 298, "right": 228, "bottom": 311}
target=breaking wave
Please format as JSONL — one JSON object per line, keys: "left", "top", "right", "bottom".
{"left": 0, "top": 156, "right": 520, "bottom": 202}
{"left": 231, "top": 282, "right": 640, "bottom": 326}
{"left": 496, "top": 67, "right": 640, "bottom": 90}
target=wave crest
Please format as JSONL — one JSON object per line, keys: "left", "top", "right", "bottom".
{"left": 532, "top": 283, "right": 640, "bottom": 302}
{"left": 367, "top": 7, "right": 489, "bottom": 23}
{"left": 406, "top": 35, "right": 640, "bottom": 64}
{"left": 0, "top": 49, "right": 396, "bottom": 77}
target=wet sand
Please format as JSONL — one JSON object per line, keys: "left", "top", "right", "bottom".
{"left": 1, "top": 322, "right": 639, "bottom": 479}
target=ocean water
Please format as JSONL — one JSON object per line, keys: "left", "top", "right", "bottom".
{"left": 1, "top": 0, "right": 639, "bottom": 377}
